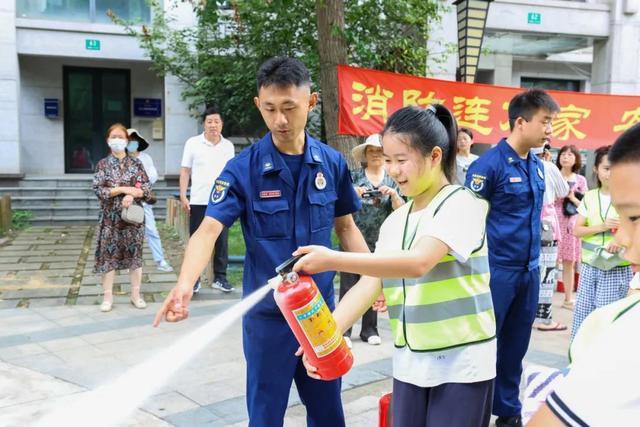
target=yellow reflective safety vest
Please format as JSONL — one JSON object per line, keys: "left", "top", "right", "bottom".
{"left": 382, "top": 185, "right": 496, "bottom": 352}
{"left": 580, "top": 189, "right": 630, "bottom": 268}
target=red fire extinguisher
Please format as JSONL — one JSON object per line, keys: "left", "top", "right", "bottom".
{"left": 271, "top": 256, "right": 354, "bottom": 381}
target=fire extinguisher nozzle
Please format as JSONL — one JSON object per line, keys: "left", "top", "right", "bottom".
{"left": 267, "top": 274, "right": 283, "bottom": 291}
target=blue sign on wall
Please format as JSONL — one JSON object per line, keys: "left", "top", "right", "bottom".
{"left": 44, "top": 98, "right": 59, "bottom": 118}
{"left": 133, "top": 98, "right": 162, "bottom": 117}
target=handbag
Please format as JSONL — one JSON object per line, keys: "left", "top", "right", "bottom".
{"left": 121, "top": 204, "right": 144, "bottom": 225}
{"left": 562, "top": 191, "right": 583, "bottom": 216}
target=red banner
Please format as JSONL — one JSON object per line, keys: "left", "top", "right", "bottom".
{"left": 338, "top": 65, "right": 640, "bottom": 150}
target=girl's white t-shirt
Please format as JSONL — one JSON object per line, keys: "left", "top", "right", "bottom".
{"left": 375, "top": 187, "right": 496, "bottom": 387}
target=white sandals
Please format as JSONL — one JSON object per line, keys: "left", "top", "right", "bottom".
{"left": 100, "top": 291, "right": 113, "bottom": 312}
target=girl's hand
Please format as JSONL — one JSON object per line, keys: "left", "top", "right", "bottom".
{"left": 606, "top": 242, "right": 622, "bottom": 254}
{"left": 294, "top": 346, "right": 320, "bottom": 380}
{"left": 292, "top": 245, "right": 336, "bottom": 274}
{"left": 604, "top": 218, "right": 620, "bottom": 230}
{"left": 372, "top": 293, "right": 387, "bottom": 312}
{"left": 122, "top": 194, "right": 134, "bottom": 208}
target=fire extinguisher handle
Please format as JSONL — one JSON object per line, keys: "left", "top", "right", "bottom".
{"left": 275, "top": 254, "right": 304, "bottom": 275}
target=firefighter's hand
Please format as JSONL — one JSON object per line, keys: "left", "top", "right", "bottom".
{"left": 295, "top": 346, "right": 321, "bottom": 380}
{"left": 292, "top": 245, "right": 336, "bottom": 274}
{"left": 153, "top": 285, "right": 193, "bottom": 327}
{"left": 372, "top": 293, "right": 387, "bottom": 312}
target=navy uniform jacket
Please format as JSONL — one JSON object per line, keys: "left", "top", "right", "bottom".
{"left": 205, "top": 132, "right": 361, "bottom": 316}
{"left": 465, "top": 138, "right": 545, "bottom": 271}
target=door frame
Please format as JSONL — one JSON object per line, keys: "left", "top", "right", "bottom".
{"left": 63, "top": 66, "right": 131, "bottom": 173}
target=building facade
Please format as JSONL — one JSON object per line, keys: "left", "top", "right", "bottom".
{"left": 0, "top": 0, "right": 199, "bottom": 178}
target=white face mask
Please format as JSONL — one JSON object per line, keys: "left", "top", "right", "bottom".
{"left": 108, "top": 138, "right": 127, "bottom": 152}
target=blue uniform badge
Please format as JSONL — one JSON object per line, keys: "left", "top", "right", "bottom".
{"left": 211, "top": 179, "right": 230, "bottom": 204}
{"left": 470, "top": 174, "right": 486, "bottom": 192}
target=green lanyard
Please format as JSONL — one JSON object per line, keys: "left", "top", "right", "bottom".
{"left": 401, "top": 186, "right": 449, "bottom": 250}
{"left": 401, "top": 201, "right": 418, "bottom": 250}
{"left": 597, "top": 189, "right": 613, "bottom": 223}
{"left": 597, "top": 188, "right": 614, "bottom": 245}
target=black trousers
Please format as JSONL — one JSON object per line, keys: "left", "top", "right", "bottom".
{"left": 189, "top": 205, "right": 228, "bottom": 282}
{"left": 339, "top": 271, "right": 378, "bottom": 340}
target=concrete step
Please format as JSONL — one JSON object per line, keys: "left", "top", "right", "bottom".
{"left": 19, "top": 205, "right": 167, "bottom": 217}
{"left": 17, "top": 176, "right": 177, "bottom": 188}
{"left": 30, "top": 214, "right": 166, "bottom": 226}
{"left": 0, "top": 187, "right": 179, "bottom": 198}
{"left": 10, "top": 196, "right": 173, "bottom": 207}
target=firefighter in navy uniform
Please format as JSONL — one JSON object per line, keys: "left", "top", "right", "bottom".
{"left": 465, "top": 89, "right": 560, "bottom": 427}
{"left": 154, "top": 57, "right": 368, "bottom": 427}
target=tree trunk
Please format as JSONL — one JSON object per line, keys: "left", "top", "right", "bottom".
{"left": 315, "top": 0, "right": 360, "bottom": 169}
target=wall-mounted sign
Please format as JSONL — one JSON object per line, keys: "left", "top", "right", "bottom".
{"left": 133, "top": 98, "right": 162, "bottom": 117}
{"left": 527, "top": 12, "right": 541, "bottom": 25}
{"left": 85, "top": 39, "right": 101, "bottom": 50}
{"left": 44, "top": 98, "right": 59, "bottom": 118}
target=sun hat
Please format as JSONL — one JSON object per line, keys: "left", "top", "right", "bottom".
{"left": 351, "top": 134, "right": 382, "bottom": 163}
{"left": 127, "top": 128, "right": 149, "bottom": 151}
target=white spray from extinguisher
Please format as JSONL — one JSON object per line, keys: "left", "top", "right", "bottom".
{"left": 34, "top": 283, "right": 275, "bottom": 427}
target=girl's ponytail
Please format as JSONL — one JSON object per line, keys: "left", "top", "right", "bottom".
{"left": 432, "top": 104, "right": 458, "bottom": 183}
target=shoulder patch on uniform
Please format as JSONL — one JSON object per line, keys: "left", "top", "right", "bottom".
{"left": 211, "top": 179, "right": 230, "bottom": 204}
{"left": 470, "top": 174, "right": 486, "bottom": 192}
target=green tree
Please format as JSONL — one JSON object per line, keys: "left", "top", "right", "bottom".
{"left": 112, "top": 0, "right": 448, "bottom": 162}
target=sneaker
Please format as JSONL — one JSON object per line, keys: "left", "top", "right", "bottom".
{"left": 193, "top": 280, "right": 201, "bottom": 294}
{"left": 366, "top": 335, "right": 382, "bottom": 345}
{"left": 495, "top": 415, "right": 522, "bottom": 427}
{"left": 343, "top": 336, "right": 353, "bottom": 349}
{"left": 157, "top": 260, "right": 174, "bottom": 272}
{"left": 212, "top": 278, "right": 234, "bottom": 293}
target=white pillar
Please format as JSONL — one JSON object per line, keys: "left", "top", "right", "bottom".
{"left": 427, "top": 4, "right": 457, "bottom": 80}
{"left": 162, "top": 1, "right": 200, "bottom": 176}
{"left": 0, "top": 2, "right": 21, "bottom": 175}
{"left": 493, "top": 54, "right": 513, "bottom": 86}
{"left": 164, "top": 75, "right": 199, "bottom": 175}
{"left": 591, "top": 0, "right": 640, "bottom": 94}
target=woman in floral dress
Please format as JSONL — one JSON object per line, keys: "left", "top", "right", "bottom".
{"left": 93, "top": 123, "right": 153, "bottom": 312}
{"left": 554, "top": 145, "right": 588, "bottom": 309}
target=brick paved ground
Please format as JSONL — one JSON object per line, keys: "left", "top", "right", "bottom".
{"left": 0, "top": 225, "right": 574, "bottom": 426}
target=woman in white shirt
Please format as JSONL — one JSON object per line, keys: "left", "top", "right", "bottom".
{"left": 293, "top": 105, "right": 496, "bottom": 427}
{"left": 127, "top": 129, "right": 174, "bottom": 273}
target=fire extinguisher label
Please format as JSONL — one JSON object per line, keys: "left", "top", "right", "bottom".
{"left": 293, "top": 293, "right": 342, "bottom": 358}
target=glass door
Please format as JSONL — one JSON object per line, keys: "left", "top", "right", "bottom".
{"left": 64, "top": 67, "right": 130, "bottom": 173}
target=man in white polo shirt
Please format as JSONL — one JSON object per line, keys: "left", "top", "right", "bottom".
{"left": 180, "top": 106, "right": 235, "bottom": 293}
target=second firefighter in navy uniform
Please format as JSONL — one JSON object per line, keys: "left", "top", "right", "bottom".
{"left": 466, "top": 89, "right": 560, "bottom": 427}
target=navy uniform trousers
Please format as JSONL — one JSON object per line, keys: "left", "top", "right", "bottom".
{"left": 243, "top": 314, "right": 345, "bottom": 427}
{"left": 490, "top": 266, "right": 540, "bottom": 417}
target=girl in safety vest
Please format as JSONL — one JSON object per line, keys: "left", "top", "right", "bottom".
{"left": 293, "top": 105, "right": 496, "bottom": 427}
{"left": 571, "top": 145, "right": 633, "bottom": 339}
{"left": 527, "top": 114, "right": 640, "bottom": 427}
